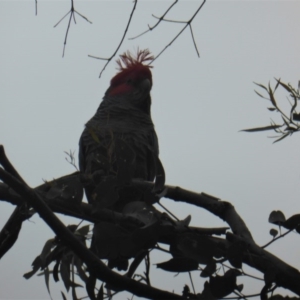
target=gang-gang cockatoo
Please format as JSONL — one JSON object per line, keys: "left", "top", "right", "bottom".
{"left": 79, "top": 49, "right": 161, "bottom": 212}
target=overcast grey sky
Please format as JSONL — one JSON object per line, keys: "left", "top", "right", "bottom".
{"left": 1, "top": 1, "right": 300, "bottom": 299}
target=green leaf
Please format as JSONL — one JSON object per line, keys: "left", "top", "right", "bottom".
{"left": 277, "top": 80, "right": 293, "bottom": 94}
{"left": 40, "top": 239, "right": 56, "bottom": 267}
{"left": 200, "top": 261, "right": 216, "bottom": 278}
{"left": 44, "top": 267, "right": 51, "bottom": 297}
{"left": 23, "top": 256, "right": 42, "bottom": 279}
{"left": 274, "top": 78, "right": 281, "bottom": 92}
{"left": 269, "top": 210, "right": 286, "bottom": 225}
{"left": 241, "top": 125, "right": 282, "bottom": 132}
{"left": 53, "top": 260, "right": 60, "bottom": 282}
{"left": 86, "top": 275, "right": 96, "bottom": 300}
{"left": 236, "top": 284, "right": 244, "bottom": 292}
{"left": 76, "top": 225, "right": 90, "bottom": 237}
{"left": 156, "top": 257, "right": 199, "bottom": 272}
{"left": 74, "top": 256, "right": 89, "bottom": 283}
{"left": 269, "top": 228, "right": 278, "bottom": 238}
{"left": 293, "top": 113, "right": 300, "bottom": 122}
{"left": 268, "top": 83, "right": 277, "bottom": 108}
{"left": 254, "top": 90, "right": 268, "bottom": 99}
{"left": 254, "top": 82, "right": 268, "bottom": 91}
{"left": 208, "top": 270, "right": 241, "bottom": 298}
{"left": 283, "top": 214, "right": 300, "bottom": 231}
{"left": 97, "top": 284, "right": 104, "bottom": 300}
{"left": 60, "top": 256, "right": 71, "bottom": 291}
{"left": 176, "top": 215, "right": 191, "bottom": 227}
{"left": 273, "top": 133, "right": 289, "bottom": 143}
{"left": 281, "top": 115, "right": 290, "bottom": 127}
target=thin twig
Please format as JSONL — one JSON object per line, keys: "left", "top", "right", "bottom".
{"left": 151, "top": 0, "right": 206, "bottom": 63}
{"left": 189, "top": 24, "right": 200, "bottom": 57}
{"left": 261, "top": 228, "right": 294, "bottom": 249}
{"left": 63, "top": 12, "right": 73, "bottom": 57}
{"left": 130, "top": 0, "right": 178, "bottom": 39}
{"left": 144, "top": 252, "right": 151, "bottom": 286}
{"left": 64, "top": 150, "right": 79, "bottom": 171}
{"left": 88, "top": 0, "right": 138, "bottom": 78}
{"left": 54, "top": 0, "right": 92, "bottom": 57}
{"left": 157, "top": 202, "right": 179, "bottom": 221}
{"left": 151, "top": 15, "right": 186, "bottom": 24}
{"left": 221, "top": 263, "right": 264, "bottom": 281}
{"left": 188, "top": 272, "right": 195, "bottom": 295}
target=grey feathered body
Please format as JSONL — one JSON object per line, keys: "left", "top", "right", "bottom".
{"left": 79, "top": 92, "right": 158, "bottom": 205}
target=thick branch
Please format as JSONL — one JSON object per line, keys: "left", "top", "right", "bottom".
{"left": 1, "top": 164, "right": 299, "bottom": 296}
{"left": 133, "top": 180, "right": 253, "bottom": 242}
{"left": 0, "top": 168, "right": 184, "bottom": 300}
{"left": 0, "top": 182, "right": 150, "bottom": 227}
{"left": 0, "top": 146, "right": 30, "bottom": 258}
{"left": 227, "top": 232, "right": 300, "bottom": 296}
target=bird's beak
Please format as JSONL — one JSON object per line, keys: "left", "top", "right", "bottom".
{"left": 141, "top": 78, "right": 152, "bottom": 92}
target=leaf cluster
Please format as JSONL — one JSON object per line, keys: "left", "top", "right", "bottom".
{"left": 242, "top": 79, "right": 300, "bottom": 143}
{"left": 1, "top": 145, "right": 300, "bottom": 299}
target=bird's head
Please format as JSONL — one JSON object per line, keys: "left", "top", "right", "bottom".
{"left": 106, "top": 49, "right": 154, "bottom": 97}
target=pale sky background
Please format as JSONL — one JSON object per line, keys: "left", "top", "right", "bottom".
{"left": 1, "top": 0, "right": 300, "bottom": 299}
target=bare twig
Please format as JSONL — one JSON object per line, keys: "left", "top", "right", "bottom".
{"left": 129, "top": 0, "right": 178, "bottom": 39}
{"left": 261, "top": 228, "right": 294, "bottom": 249}
{"left": 189, "top": 24, "right": 200, "bottom": 57}
{"left": 144, "top": 252, "right": 151, "bottom": 286}
{"left": 149, "top": 0, "right": 206, "bottom": 63}
{"left": 221, "top": 263, "right": 264, "bottom": 281}
{"left": 64, "top": 150, "right": 78, "bottom": 171}
{"left": 54, "top": 0, "right": 92, "bottom": 57}
{"left": 188, "top": 272, "right": 195, "bottom": 295}
{"left": 157, "top": 201, "right": 179, "bottom": 221}
{"left": 88, "top": 0, "right": 138, "bottom": 78}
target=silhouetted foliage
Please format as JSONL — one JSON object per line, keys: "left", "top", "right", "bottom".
{"left": 1, "top": 1, "right": 300, "bottom": 299}
{"left": 242, "top": 79, "right": 300, "bottom": 143}
{"left": 1, "top": 145, "right": 300, "bottom": 299}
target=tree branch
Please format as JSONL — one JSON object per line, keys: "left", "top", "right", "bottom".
{"left": 0, "top": 146, "right": 31, "bottom": 259}
{"left": 151, "top": 0, "right": 206, "bottom": 63}
{"left": 0, "top": 167, "right": 184, "bottom": 299}
{"left": 129, "top": 0, "right": 178, "bottom": 39}
{"left": 227, "top": 232, "right": 300, "bottom": 296}
{"left": 88, "top": 0, "right": 138, "bottom": 78}
{"left": 132, "top": 180, "right": 253, "bottom": 242}
{"left": 1, "top": 149, "right": 300, "bottom": 297}
{"left": 53, "top": 0, "right": 92, "bottom": 57}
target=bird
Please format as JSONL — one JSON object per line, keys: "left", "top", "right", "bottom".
{"left": 79, "top": 49, "right": 159, "bottom": 211}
